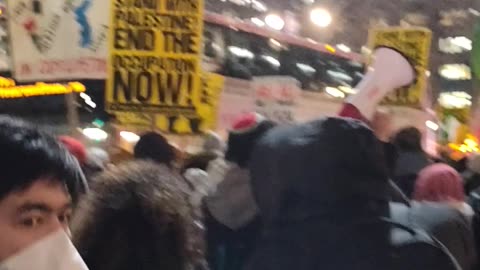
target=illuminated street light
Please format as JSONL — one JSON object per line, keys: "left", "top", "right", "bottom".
{"left": 265, "top": 14, "right": 285, "bottom": 31}
{"left": 310, "top": 8, "right": 332, "bottom": 28}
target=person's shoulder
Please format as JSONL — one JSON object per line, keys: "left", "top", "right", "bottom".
{"left": 408, "top": 202, "right": 471, "bottom": 235}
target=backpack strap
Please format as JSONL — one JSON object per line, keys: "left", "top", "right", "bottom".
{"left": 378, "top": 217, "right": 462, "bottom": 270}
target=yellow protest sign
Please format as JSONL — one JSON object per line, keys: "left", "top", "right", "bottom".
{"left": 106, "top": 0, "right": 211, "bottom": 134}
{"left": 369, "top": 27, "right": 432, "bottom": 107}
{"left": 114, "top": 112, "right": 154, "bottom": 128}
{"left": 154, "top": 72, "right": 224, "bottom": 133}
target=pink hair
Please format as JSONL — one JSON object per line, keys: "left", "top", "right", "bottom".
{"left": 413, "top": 163, "right": 465, "bottom": 202}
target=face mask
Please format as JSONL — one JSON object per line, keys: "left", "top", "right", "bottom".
{"left": 0, "top": 230, "right": 88, "bottom": 270}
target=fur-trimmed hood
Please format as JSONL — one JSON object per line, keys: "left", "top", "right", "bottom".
{"left": 71, "top": 161, "right": 204, "bottom": 270}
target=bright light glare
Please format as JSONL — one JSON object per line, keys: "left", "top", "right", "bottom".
{"left": 251, "top": 17, "right": 265, "bottom": 27}
{"left": 261, "top": 55, "right": 280, "bottom": 67}
{"left": 228, "top": 46, "right": 254, "bottom": 58}
{"left": 325, "top": 86, "right": 345, "bottom": 98}
{"left": 120, "top": 131, "right": 140, "bottom": 143}
{"left": 83, "top": 128, "right": 108, "bottom": 141}
{"left": 296, "top": 63, "right": 316, "bottom": 74}
{"left": 269, "top": 38, "right": 281, "bottom": 48}
{"left": 451, "top": 91, "right": 472, "bottom": 99}
{"left": 265, "top": 14, "right": 285, "bottom": 31}
{"left": 438, "top": 92, "right": 472, "bottom": 109}
{"left": 451, "top": 36, "right": 472, "bottom": 51}
{"left": 327, "top": 70, "right": 353, "bottom": 82}
{"left": 426, "top": 120, "right": 439, "bottom": 131}
{"left": 80, "top": 92, "right": 91, "bottom": 101}
{"left": 337, "top": 44, "right": 351, "bottom": 53}
{"left": 310, "top": 8, "right": 332, "bottom": 28}
{"left": 252, "top": 0, "right": 267, "bottom": 12}
{"left": 338, "top": 85, "right": 357, "bottom": 94}
{"left": 439, "top": 64, "right": 471, "bottom": 80}
{"left": 85, "top": 99, "right": 97, "bottom": 108}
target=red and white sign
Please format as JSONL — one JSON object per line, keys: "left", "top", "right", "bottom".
{"left": 216, "top": 77, "right": 255, "bottom": 131}
{"left": 254, "top": 76, "right": 301, "bottom": 124}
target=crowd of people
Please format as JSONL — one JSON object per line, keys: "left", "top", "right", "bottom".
{"left": 1, "top": 94, "right": 480, "bottom": 270}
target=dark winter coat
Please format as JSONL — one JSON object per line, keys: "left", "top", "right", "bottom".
{"left": 204, "top": 165, "right": 262, "bottom": 270}
{"left": 393, "top": 151, "right": 431, "bottom": 198}
{"left": 246, "top": 117, "right": 459, "bottom": 270}
{"left": 391, "top": 202, "right": 476, "bottom": 270}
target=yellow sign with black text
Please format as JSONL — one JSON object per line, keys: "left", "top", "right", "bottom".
{"left": 369, "top": 27, "right": 432, "bottom": 107}
{"left": 106, "top": 0, "right": 216, "bottom": 134}
{"left": 114, "top": 72, "right": 224, "bottom": 133}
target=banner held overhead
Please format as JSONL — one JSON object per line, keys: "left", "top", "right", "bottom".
{"left": 106, "top": 0, "right": 214, "bottom": 134}
{"left": 369, "top": 27, "right": 432, "bottom": 108}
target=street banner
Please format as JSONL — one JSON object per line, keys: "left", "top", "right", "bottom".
{"left": 106, "top": 0, "right": 212, "bottom": 134}
{"left": 369, "top": 27, "right": 432, "bottom": 108}
{"left": 216, "top": 77, "right": 255, "bottom": 130}
{"left": 7, "top": 0, "right": 109, "bottom": 81}
{"left": 253, "top": 76, "right": 301, "bottom": 124}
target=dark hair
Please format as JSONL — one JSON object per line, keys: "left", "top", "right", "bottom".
{"left": 392, "top": 127, "right": 423, "bottom": 152}
{"left": 72, "top": 161, "right": 203, "bottom": 270}
{"left": 134, "top": 132, "right": 175, "bottom": 166}
{"left": 0, "top": 116, "right": 86, "bottom": 203}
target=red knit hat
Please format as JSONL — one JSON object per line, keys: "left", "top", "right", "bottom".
{"left": 59, "top": 136, "right": 87, "bottom": 165}
{"left": 414, "top": 163, "right": 465, "bottom": 202}
{"left": 225, "top": 113, "right": 275, "bottom": 167}
{"left": 231, "top": 112, "right": 265, "bottom": 132}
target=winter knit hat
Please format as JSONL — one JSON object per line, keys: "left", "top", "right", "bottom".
{"left": 414, "top": 163, "right": 465, "bottom": 202}
{"left": 225, "top": 113, "right": 275, "bottom": 168}
{"left": 59, "top": 136, "right": 87, "bottom": 165}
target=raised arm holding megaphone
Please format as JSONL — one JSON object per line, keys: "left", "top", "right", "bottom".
{"left": 340, "top": 47, "right": 415, "bottom": 122}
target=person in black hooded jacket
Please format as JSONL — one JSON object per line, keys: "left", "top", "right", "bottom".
{"left": 246, "top": 117, "right": 460, "bottom": 270}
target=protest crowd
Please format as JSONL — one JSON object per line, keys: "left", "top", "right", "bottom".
{"left": 1, "top": 74, "right": 480, "bottom": 270}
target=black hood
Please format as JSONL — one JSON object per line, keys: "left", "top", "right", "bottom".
{"left": 250, "top": 117, "right": 390, "bottom": 224}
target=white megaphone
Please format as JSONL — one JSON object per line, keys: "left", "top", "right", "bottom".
{"left": 347, "top": 47, "right": 415, "bottom": 121}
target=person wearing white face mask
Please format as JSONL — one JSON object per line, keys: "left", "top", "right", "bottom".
{"left": 0, "top": 116, "right": 88, "bottom": 270}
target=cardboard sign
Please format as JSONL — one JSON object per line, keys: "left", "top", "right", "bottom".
{"left": 254, "top": 76, "right": 301, "bottom": 124}
{"left": 106, "top": 0, "right": 214, "bottom": 134}
{"left": 369, "top": 27, "right": 432, "bottom": 107}
{"left": 7, "top": 0, "right": 109, "bottom": 81}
